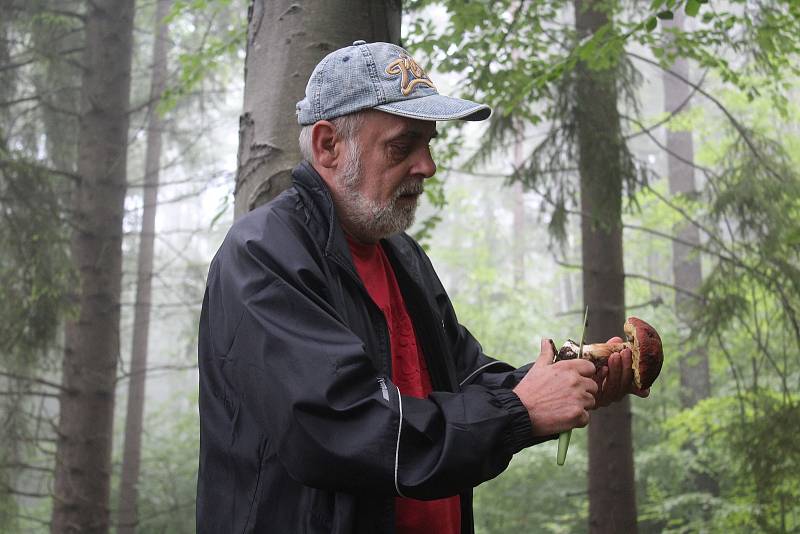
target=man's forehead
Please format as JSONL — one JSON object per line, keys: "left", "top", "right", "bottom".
{"left": 366, "top": 111, "right": 437, "bottom": 139}
{"left": 403, "top": 122, "right": 439, "bottom": 137}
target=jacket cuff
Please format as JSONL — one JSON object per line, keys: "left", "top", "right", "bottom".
{"left": 491, "top": 389, "right": 541, "bottom": 454}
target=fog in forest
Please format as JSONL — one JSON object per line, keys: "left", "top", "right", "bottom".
{"left": 2, "top": 1, "right": 798, "bottom": 532}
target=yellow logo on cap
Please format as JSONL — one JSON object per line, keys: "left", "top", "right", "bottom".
{"left": 385, "top": 54, "right": 436, "bottom": 96}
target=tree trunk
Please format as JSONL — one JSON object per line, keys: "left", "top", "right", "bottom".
{"left": 51, "top": 0, "right": 136, "bottom": 532}
{"left": 662, "top": 13, "right": 717, "bottom": 501}
{"left": 512, "top": 131, "right": 526, "bottom": 288}
{"left": 117, "top": 1, "right": 171, "bottom": 532}
{"left": 32, "top": 0, "right": 83, "bottom": 173}
{"left": 573, "top": 0, "right": 638, "bottom": 532}
{"left": 234, "top": 0, "right": 401, "bottom": 217}
{"left": 662, "top": 13, "right": 710, "bottom": 409}
{"left": 0, "top": 2, "right": 14, "bottom": 149}
{"left": 0, "top": 10, "right": 16, "bottom": 526}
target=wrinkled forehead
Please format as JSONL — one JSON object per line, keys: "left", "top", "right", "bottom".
{"left": 360, "top": 110, "right": 438, "bottom": 141}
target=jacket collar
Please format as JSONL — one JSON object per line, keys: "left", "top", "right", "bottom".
{"left": 291, "top": 160, "right": 423, "bottom": 285}
{"left": 291, "top": 161, "right": 351, "bottom": 261}
{"left": 292, "top": 161, "right": 455, "bottom": 388}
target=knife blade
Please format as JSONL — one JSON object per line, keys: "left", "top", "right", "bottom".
{"left": 557, "top": 306, "right": 589, "bottom": 466}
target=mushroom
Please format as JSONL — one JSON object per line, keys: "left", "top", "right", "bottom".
{"left": 556, "top": 316, "right": 663, "bottom": 389}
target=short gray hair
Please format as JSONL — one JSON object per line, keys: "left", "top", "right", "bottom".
{"left": 298, "top": 112, "right": 365, "bottom": 163}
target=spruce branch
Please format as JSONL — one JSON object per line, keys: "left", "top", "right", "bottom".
{"left": 624, "top": 68, "right": 709, "bottom": 141}
{"left": 628, "top": 51, "right": 786, "bottom": 183}
{"left": 0, "top": 371, "right": 68, "bottom": 391}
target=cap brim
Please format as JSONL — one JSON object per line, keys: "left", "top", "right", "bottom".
{"left": 374, "top": 94, "right": 491, "bottom": 122}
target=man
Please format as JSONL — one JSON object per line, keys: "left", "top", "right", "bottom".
{"left": 197, "top": 40, "right": 647, "bottom": 533}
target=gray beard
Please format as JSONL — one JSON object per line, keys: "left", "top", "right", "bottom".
{"left": 334, "top": 144, "right": 423, "bottom": 243}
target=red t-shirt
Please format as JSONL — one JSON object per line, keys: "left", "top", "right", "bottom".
{"left": 347, "top": 236, "right": 461, "bottom": 534}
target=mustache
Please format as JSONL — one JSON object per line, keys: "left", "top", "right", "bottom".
{"left": 395, "top": 180, "right": 425, "bottom": 197}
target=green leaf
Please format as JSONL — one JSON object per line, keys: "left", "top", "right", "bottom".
{"left": 685, "top": 0, "right": 701, "bottom": 17}
{"left": 657, "top": 10, "right": 674, "bottom": 20}
{"left": 646, "top": 17, "right": 658, "bottom": 32}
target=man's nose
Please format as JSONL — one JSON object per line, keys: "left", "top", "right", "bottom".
{"left": 413, "top": 146, "right": 437, "bottom": 179}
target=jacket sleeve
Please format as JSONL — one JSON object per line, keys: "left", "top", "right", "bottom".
{"left": 449, "top": 322, "right": 532, "bottom": 390}
{"left": 204, "top": 210, "right": 537, "bottom": 500}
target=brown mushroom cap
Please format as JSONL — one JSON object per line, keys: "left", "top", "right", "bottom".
{"left": 623, "top": 316, "right": 663, "bottom": 389}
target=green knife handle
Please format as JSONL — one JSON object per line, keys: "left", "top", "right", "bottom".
{"left": 557, "top": 429, "right": 572, "bottom": 466}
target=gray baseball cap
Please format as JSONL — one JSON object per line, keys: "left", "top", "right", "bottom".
{"left": 296, "top": 40, "right": 491, "bottom": 125}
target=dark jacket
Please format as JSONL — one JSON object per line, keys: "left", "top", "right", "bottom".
{"left": 197, "top": 162, "right": 540, "bottom": 533}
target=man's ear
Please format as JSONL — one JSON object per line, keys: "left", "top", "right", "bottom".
{"left": 311, "top": 121, "right": 340, "bottom": 170}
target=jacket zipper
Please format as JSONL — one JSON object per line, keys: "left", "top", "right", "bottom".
{"left": 327, "top": 251, "right": 393, "bottom": 378}
{"left": 382, "top": 246, "right": 457, "bottom": 393}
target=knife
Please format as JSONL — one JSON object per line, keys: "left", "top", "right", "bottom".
{"left": 557, "top": 305, "right": 588, "bottom": 466}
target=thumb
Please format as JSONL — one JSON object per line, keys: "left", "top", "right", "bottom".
{"left": 534, "top": 337, "right": 555, "bottom": 368}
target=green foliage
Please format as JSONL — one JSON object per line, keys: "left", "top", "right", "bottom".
{"left": 681, "top": 83, "right": 800, "bottom": 386}
{"left": 0, "top": 152, "right": 72, "bottom": 532}
{"left": 424, "top": 178, "right": 561, "bottom": 366}
{"left": 134, "top": 390, "right": 200, "bottom": 533}
{"left": 159, "top": 0, "right": 246, "bottom": 112}
{"left": 0, "top": 153, "right": 74, "bottom": 367}
{"left": 0, "top": 1, "right": 82, "bottom": 527}
{"left": 627, "top": 74, "right": 800, "bottom": 532}
{"left": 640, "top": 393, "right": 800, "bottom": 532}
{"left": 406, "top": 0, "right": 647, "bottom": 242}
{"left": 640, "top": 0, "right": 800, "bottom": 111}
{"left": 423, "top": 174, "right": 649, "bottom": 533}
{"left": 407, "top": 1, "right": 800, "bottom": 532}
{"left": 474, "top": 445, "right": 589, "bottom": 534}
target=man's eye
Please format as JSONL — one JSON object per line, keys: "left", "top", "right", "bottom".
{"left": 389, "top": 143, "right": 411, "bottom": 158}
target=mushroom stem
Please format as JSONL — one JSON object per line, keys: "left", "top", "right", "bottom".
{"left": 584, "top": 342, "right": 630, "bottom": 361}
{"left": 557, "top": 340, "right": 630, "bottom": 363}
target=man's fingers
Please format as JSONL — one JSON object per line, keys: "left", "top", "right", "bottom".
{"left": 604, "top": 353, "right": 622, "bottom": 400}
{"left": 582, "top": 388, "right": 597, "bottom": 409}
{"left": 593, "top": 366, "right": 608, "bottom": 406}
{"left": 594, "top": 366, "right": 607, "bottom": 391}
{"left": 575, "top": 410, "right": 591, "bottom": 428}
{"left": 619, "top": 348, "right": 633, "bottom": 392}
{"left": 606, "top": 336, "right": 623, "bottom": 344}
{"left": 533, "top": 337, "right": 555, "bottom": 368}
{"left": 558, "top": 358, "right": 596, "bottom": 377}
{"left": 556, "top": 358, "right": 596, "bottom": 377}
{"left": 584, "top": 376, "right": 599, "bottom": 397}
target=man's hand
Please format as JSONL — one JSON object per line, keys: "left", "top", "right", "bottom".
{"left": 592, "top": 336, "right": 650, "bottom": 407}
{"left": 513, "top": 338, "right": 598, "bottom": 436}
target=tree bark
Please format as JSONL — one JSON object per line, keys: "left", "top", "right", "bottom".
{"left": 512, "top": 130, "right": 526, "bottom": 287}
{"left": 662, "top": 13, "right": 710, "bottom": 409}
{"left": 0, "top": 2, "right": 14, "bottom": 149}
{"left": 117, "top": 1, "right": 171, "bottom": 532}
{"left": 0, "top": 10, "right": 17, "bottom": 525}
{"left": 234, "top": 0, "right": 401, "bottom": 217}
{"left": 662, "top": 13, "right": 717, "bottom": 502}
{"left": 573, "top": 0, "right": 638, "bottom": 532}
{"left": 31, "top": 0, "right": 83, "bottom": 173}
{"left": 51, "top": 0, "right": 136, "bottom": 532}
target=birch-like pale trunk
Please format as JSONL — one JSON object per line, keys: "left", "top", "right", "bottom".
{"left": 234, "top": 0, "right": 401, "bottom": 217}
{"left": 662, "top": 13, "right": 710, "bottom": 409}
{"left": 574, "top": 0, "right": 638, "bottom": 531}
{"left": 51, "top": 0, "right": 136, "bottom": 532}
{"left": 117, "top": 1, "right": 171, "bottom": 532}
{"left": 662, "top": 13, "right": 718, "bottom": 501}
{"left": 512, "top": 131, "right": 526, "bottom": 288}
